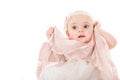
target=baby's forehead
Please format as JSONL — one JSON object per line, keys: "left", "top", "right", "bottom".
{"left": 70, "top": 14, "right": 92, "bottom": 20}
{"left": 68, "top": 14, "right": 94, "bottom": 24}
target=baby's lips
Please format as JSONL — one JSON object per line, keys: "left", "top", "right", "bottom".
{"left": 78, "top": 35, "right": 85, "bottom": 38}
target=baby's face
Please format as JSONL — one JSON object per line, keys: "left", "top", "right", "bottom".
{"left": 66, "top": 14, "right": 94, "bottom": 43}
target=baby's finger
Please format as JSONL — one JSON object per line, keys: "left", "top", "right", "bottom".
{"left": 46, "top": 27, "right": 55, "bottom": 39}
{"left": 94, "top": 21, "right": 101, "bottom": 27}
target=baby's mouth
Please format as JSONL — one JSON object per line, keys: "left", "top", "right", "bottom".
{"left": 78, "top": 35, "right": 85, "bottom": 38}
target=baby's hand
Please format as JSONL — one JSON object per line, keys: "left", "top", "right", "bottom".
{"left": 46, "top": 27, "right": 55, "bottom": 39}
{"left": 94, "top": 21, "right": 101, "bottom": 29}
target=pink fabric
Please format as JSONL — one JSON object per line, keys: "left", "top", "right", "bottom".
{"left": 39, "top": 27, "right": 119, "bottom": 80}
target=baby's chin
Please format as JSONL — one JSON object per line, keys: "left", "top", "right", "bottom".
{"left": 76, "top": 38, "right": 91, "bottom": 43}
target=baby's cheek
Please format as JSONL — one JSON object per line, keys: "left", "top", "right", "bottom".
{"left": 86, "top": 33, "right": 93, "bottom": 42}
{"left": 69, "top": 34, "right": 76, "bottom": 40}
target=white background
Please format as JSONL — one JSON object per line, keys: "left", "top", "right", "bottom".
{"left": 0, "top": 0, "right": 120, "bottom": 80}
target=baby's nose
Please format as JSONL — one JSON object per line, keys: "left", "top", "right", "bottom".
{"left": 78, "top": 28, "right": 84, "bottom": 32}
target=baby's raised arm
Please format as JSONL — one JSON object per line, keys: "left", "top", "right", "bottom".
{"left": 99, "top": 29, "right": 116, "bottom": 49}
{"left": 36, "top": 27, "right": 67, "bottom": 79}
{"left": 94, "top": 21, "right": 117, "bottom": 49}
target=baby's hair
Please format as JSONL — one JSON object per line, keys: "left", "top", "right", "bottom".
{"left": 64, "top": 10, "right": 93, "bottom": 31}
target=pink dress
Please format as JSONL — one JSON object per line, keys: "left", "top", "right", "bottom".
{"left": 38, "top": 27, "right": 119, "bottom": 80}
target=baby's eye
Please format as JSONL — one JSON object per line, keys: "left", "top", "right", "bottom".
{"left": 72, "top": 26, "right": 77, "bottom": 29}
{"left": 83, "top": 25, "right": 89, "bottom": 28}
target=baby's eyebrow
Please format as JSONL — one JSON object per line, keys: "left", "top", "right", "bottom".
{"left": 83, "top": 22, "right": 90, "bottom": 24}
{"left": 70, "top": 22, "right": 78, "bottom": 25}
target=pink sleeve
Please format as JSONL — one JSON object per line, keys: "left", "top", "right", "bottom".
{"left": 39, "top": 42, "right": 66, "bottom": 64}
{"left": 36, "top": 42, "right": 56, "bottom": 78}
{"left": 37, "top": 40, "right": 67, "bottom": 73}
{"left": 36, "top": 27, "right": 67, "bottom": 78}
{"left": 39, "top": 42, "right": 58, "bottom": 62}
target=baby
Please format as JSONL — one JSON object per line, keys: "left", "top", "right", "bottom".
{"left": 37, "top": 11, "right": 119, "bottom": 80}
